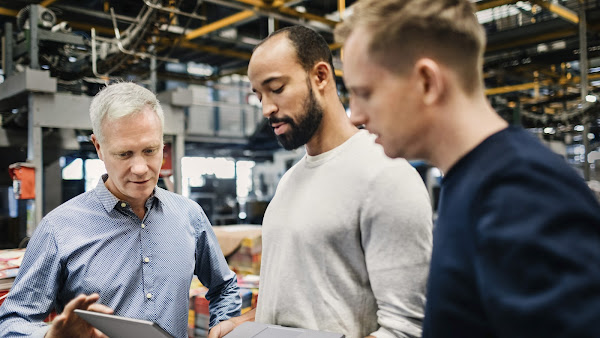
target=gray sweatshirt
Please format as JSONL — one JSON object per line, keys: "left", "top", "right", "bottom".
{"left": 256, "top": 131, "right": 433, "bottom": 338}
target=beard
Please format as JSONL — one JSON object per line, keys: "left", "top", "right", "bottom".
{"left": 270, "top": 83, "right": 324, "bottom": 151}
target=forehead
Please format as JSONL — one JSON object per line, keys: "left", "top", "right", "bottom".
{"left": 343, "top": 29, "right": 389, "bottom": 86}
{"left": 248, "top": 35, "right": 304, "bottom": 85}
{"left": 101, "top": 108, "right": 163, "bottom": 148}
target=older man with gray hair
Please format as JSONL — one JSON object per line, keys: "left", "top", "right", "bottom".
{"left": 0, "top": 82, "right": 241, "bottom": 338}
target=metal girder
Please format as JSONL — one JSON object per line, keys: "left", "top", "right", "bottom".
{"left": 530, "top": 0, "right": 579, "bottom": 25}
{"left": 178, "top": 40, "right": 252, "bottom": 60}
{"left": 40, "top": 0, "right": 60, "bottom": 7}
{"left": 486, "top": 27, "right": 576, "bottom": 52}
{"left": 204, "top": 0, "right": 334, "bottom": 32}
{"left": 31, "top": 92, "right": 92, "bottom": 129}
{"left": 476, "top": 0, "right": 518, "bottom": 11}
{"left": 329, "top": 42, "right": 342, "bottom": 51}
{"left": 38, "top": 29, "right": 85, "bottom": 45}
{"left": 485, "top": 73, "right": 600, "bottom": 96}
{"left": 185, "top": 10, "right": 256, "bottom": 41}
{"left": 277, "top": 7, "right": 338, "bottom": 27}
{"left": 67, "top": 22, "right": 116, "bottom": 36}
{"left": 0, "top": 7, "right": 18, "bottom": 17}
{"left": 232, "top": 0, "right": 339, "bottom": 26}
{"left": 0, "top": 69, "right": 56, "bottom": 106}
{"left": 485, "top": 80, "right": 552, "bottom": 95}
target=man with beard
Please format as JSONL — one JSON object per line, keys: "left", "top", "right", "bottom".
{"left": 208, "top": 26, "right": 433, "bottom": 338}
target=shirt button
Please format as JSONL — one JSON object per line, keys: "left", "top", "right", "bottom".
{"left": 120, "top": 202, "right": 127, "bottom": 208}
{"left": 144, "top": 257, "right": 150, "bottom": 263}
{"left": 146, "top": 293, "right": 153, "bottom": 299}
{"left": 141, "top": 223, "right": 146, "bottom": 229}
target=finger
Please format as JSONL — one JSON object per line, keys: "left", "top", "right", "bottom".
{"left": 62, "top": 294, "right": 88, "bottom": 315}
{"left": 87, "top": 303, "right": 114, "bottom": 314}
{"left": 93, "top": 328, "right": 110, "bottom": 338}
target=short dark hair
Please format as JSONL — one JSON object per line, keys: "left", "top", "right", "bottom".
{"left": 256, "top": 25, "right": 335, "bottom": 76}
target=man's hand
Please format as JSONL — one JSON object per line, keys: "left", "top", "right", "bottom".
{"left": 208, "top": 308, "right": 256, "bottom": 338}
{"left": 46, "top": 293, "right": 114, "bottom": 338}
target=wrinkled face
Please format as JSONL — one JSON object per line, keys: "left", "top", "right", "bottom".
{"left": 343, "top": 28, "right": 424, "bottom": 159}
{"left": 248, "top": 36, "right": 324, "bottom": 150}
{"left": 92, "top": 106, "right": 163, "bottom": 206}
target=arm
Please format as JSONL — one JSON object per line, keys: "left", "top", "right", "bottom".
{"left": 361, "top": 164, "right": 433, "bottom": 338}
{"left": 195, "top": 211, "right": 242, "bottom": 329}
{"left": 0, "top": 220, "right": 115, "bottom": 338}
{"left": 0, "top": 219, "right": 61, "bottom": 337}
{"left": 207, "top": 308, "right": 256, "bottom": 338}
{"left": 474, "top": 169, "right": 600, "bottom": 337}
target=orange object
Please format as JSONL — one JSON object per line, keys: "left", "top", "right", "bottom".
{"left": 8, "top": 163, "right": 35, "bottom": 200}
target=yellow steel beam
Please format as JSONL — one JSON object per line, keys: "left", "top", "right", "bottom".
{"left": 179, "top": 40, "right": 252, "bottom": 60}
{"left": 329, "top": 42, "right": 342, "bottom": 51}
{"left": 476, "top": 0, "right": 517, "bottom": 11}
{"left": 230, "top": 0, "right": 339, "bottom": 27}
{"left": 334, "top": 69, "right": 343, "bottom": 77}
{"left": 485, "top": 73, "right": 600, "bottom": 96}
{"left": 485, "top": 79, "right": 551, "bottom": 96}
{"left": 40, "top": 0, "right": 60, "bottom": 7}
{"left": 530, "top": 0, "right": 579, "bottom": 24}
{"left": 0, "top": 7, "right": 18, "bottom": 17}
{"left": 277, "top": 7, "right": 339, "bottom": 26}
{"left": 185, "top": 10, "right": 256, "bottom": 41}
{"left": 338, "top": 0, "right": 345, "bottom": 18}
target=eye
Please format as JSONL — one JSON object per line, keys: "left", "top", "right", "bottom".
{"left": 117, "top": 152, "right": 131, "bottom": 158}
{"left": 272, "top": 86, "right": 284, "bottom": 94}
{"left": 144, "top": 148, "right": 156, "bottom": 155}
{"left": 352, "top": 89, "right": 371, "bottom": 100}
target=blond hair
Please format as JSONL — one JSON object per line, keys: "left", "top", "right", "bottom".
{"left": 335, "top": 0, "right": 486, "bottom": 94}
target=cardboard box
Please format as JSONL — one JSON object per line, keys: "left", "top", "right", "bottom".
{"left": 212, "top": 225, "right": 262, "bottom": 275}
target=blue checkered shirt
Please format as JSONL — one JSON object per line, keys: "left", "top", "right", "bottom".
{"left": 0, "top": 174, "right": 241, "bottom": 338}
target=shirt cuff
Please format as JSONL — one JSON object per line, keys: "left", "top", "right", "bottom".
{"left": 370, "top": 326, "right": 406, "bottom": 338}
{"left": 32, "top": 324, "right": 51, "bottom": 338}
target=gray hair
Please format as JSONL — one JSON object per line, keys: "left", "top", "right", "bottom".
{"left": 89, "top": 82, "right": 165, "bottom": 142}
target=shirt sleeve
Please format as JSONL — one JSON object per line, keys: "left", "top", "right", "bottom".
{"left": 194, "top": 209, "right": 241, "bottom": 328}
{"left": 360, "top": 163, "right": 433, "bottom": 338}
{"left": 473, "top": 166, "right": 600, "bottom": 337}
{"left": 0, "top": 219, "right": 62, "bottom": 336}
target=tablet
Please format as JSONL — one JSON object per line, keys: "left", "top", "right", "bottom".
{"left": 74, "top": 309, "right": 172, "bottom": 338}
{"left": 224, "top": 322, "right": 345, "bottom": 338}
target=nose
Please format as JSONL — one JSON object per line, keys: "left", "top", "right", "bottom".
{"left": 130, "top": 155, "right": 149, "bottom": 177}
{"left": 261, "top": 97, "right": 278, "bottom": 118}
{"left": 349, "top": 98, "right": 368, "bottom": 127}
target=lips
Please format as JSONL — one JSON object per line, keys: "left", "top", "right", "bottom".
{"left": 271, "top": 122, "right": 288, "bottom": 135}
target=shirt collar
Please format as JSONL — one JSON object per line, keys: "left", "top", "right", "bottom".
{"left": 95, "top": 174, "right": 163, "bottom": 213}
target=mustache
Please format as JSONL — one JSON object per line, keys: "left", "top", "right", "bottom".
{"left": 269, "top": 116, "right": 294, "bottom": 125}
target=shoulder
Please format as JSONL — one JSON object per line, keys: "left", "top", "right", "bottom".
{"left": 43, "top": 189, "right": 98, "bottom": 221}
{"left": 155, "top": 187, "right": 208, "bottom": 222}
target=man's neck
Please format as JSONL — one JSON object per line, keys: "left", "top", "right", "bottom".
{"left": 305, "top": 103, "right": 358, "bottom": 156}
{"left": 429, "top": 95, "right": 508, "bottom": 174}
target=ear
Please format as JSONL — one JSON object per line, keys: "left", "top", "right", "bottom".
{"left": 311, "top": 61, "right": 332, "bottom": 92}
{"left": 91, "top": 134, "right": 104, "bottom": 161}
{"left": 414, "top": 58, "right": 445, "bottom": 106}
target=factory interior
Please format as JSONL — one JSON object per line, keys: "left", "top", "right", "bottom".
{"left": 0, "top": 0, "right": 600, "bottom": 335}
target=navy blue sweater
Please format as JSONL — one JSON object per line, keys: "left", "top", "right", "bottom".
{"left": 423, "top": 126, "right": 600, "bottom": 338}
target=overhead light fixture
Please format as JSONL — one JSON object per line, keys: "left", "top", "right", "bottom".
{"left": 586, "top": 94, "right": 597, "bottom": 103}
